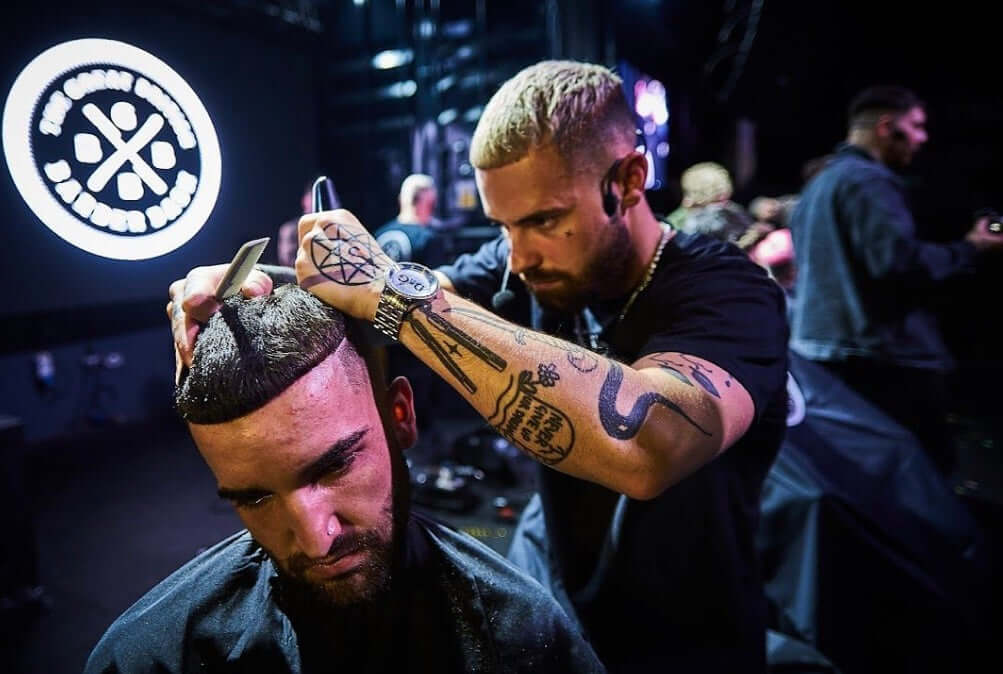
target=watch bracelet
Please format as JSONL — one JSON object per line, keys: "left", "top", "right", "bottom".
{"left": 373, "top": 289, "right": 414, "bottom": 341}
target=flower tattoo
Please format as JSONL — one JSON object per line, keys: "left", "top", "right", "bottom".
{"left": 537, "top": 362, "right": 560, "bottom": 387}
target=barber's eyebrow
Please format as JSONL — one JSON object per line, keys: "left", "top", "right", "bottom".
{"left": 216, "top": 427, "right": 370, "bottom": 502}
{"left": 513, "top": 207, "right": 568, "bottom": 227}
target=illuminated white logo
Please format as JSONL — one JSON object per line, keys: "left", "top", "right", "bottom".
{"left": 2, "top": 39, "right": 221, "bottom": 260}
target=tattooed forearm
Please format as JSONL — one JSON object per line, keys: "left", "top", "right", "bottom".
{"left": 305, "top": 223, "right": 392, "bottom": 286}
{"left": 417, "top": 305, "right": 507, "bottom": 372}
{"left": 599, "top": 362, "right": 711, "bottom": 439}
{"left": 408, "top": 317, "right": 478, "bottom": 393}
{"left": 449, "top": 306, "right": 599, "bottom": 373}
{"left": 489, "top": 364, "right": 574, "bottom": 465}
{"left": 404, "top": 305, "right": 508, "bottom": 394}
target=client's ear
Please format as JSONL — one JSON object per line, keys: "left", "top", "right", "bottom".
{"left": 385, "top": 376, "right": 417, "bottom": 451}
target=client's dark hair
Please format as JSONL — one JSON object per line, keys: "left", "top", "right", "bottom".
{"left": 847, "top": 85, "right": 923, "bottom": 129}
{"left": 175, "top": 284, "right": 378, "bottom": 424}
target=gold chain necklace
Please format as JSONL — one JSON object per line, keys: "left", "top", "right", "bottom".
{"left": 615, "top": 222, "right": 671, "bottom": 325}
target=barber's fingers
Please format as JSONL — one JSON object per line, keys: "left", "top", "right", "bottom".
{"left": 238, "top": 269, "right": 273, "bottom": 298}
{"left": 167, "top": 266, "right": 274, "bottom": 368}
{"left": 297, "top": 209, "right": 369, "bottom": 245}
{"left": 169, "top": 273, "right": 212, "bottom": 369}
{"left": 174, "top": 265, "right": 273, "bottom": 321}
{"left": 168, "top": 289, "right": 204, "bottom": 370}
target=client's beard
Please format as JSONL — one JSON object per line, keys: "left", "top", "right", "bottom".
{"left": 275, "top": 522, "right": 395, "bottom": 612}
{"left": 271, "top": 454, "right": 411, "bottom": 617}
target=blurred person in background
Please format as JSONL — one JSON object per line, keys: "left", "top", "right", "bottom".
{"left": 787, "top": 84, "right": 1003, "bottom": 476}
{"left": 667, "top": 161, "right": 763, "bottom": 248}
{"left": 744, "top": 155, "right": 834, "bottom": 294}
{"left": 373, "top": 173, "right": 446, "bottom": 267}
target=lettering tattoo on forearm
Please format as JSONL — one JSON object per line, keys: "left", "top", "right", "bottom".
{"left": 406, "top": 305, "right": 507, "bottom": 394}
{"left": 303, "top": 224, "right": 392, "bottom": 287}
{"left": 449, "top": 306, "right": 600, "bottom": 374}
{"left": 599, "top": 362, "right": 712, "bottom": 440}
{"left": 649, "top": 354, "right": 730, "bottom": 399}
{"left": 489, "top": 363, "right": 574, "bottom": 465}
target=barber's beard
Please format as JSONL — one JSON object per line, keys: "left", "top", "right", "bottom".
{"left": 529, "top": 215, "right": 633, "bottom": 313}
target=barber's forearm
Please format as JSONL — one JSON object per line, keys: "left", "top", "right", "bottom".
{"left": 398, "top": 291, "right": 720, "bottom": 498}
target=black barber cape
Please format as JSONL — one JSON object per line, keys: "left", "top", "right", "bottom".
{"left": 439, "top": 231, "right": 789, "bottom": 672}
{"left": 85, "top": 512, "right": 603, "bottom": 673}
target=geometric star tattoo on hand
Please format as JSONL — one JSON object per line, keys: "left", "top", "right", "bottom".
{"left": 308, "top": 222, "right": 392, "bottom": 286}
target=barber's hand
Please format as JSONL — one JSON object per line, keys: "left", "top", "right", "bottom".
{"left": 166, "top": 265, "right": 273, "bottom": 371}
{"left": 965, "top": 216, "right": 1003, "bottom": 253}
{"left": 296, "top": 209, "right": 391, "bottom": 321}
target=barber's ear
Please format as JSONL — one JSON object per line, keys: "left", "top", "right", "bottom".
{"left": 618, "top": 151, "right": 648, "bottom": 210}
{"left": 385, "top": 376, "right": 417, "bottom": 451}
{"left": 875, "top": 113, "right": 896, "bottom": 140}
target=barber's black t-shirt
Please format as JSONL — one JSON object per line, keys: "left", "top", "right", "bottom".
{"left": 438, "top": 230, "right": 789, "bottom": 670}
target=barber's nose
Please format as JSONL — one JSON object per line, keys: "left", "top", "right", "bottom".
{"left": 507, "top": 229, "right": 540, "bottom": 276}
{"left": 285, "top": 491, "right": 340, "bottom": 559}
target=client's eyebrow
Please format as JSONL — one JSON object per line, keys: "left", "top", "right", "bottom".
{"left": 297, "top": 427, "right": 369, "bottom": 485}
{"left": 216, "top": 427, "right": 370, "bottom": 502}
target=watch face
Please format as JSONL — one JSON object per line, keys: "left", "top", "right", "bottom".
{"left": 385, "top": 262, "right": 439, "bottom": 300}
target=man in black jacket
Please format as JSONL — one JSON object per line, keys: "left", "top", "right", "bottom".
{"left": 787, "top": 85, "right": 1003, "bottom": 475}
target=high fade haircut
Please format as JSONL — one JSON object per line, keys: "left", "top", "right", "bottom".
{"left": 175, "top": 284, "right": 382, "bottom": 425}
{"left": 847, "top": 85, "right": 924, "bottom": 130}
{"left": 469, "top": 60, "right": 637, "bottom": 175}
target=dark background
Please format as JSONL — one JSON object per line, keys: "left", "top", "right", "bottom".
{"left": 3, "top": 0, "right": 999, "bottom": 363}
{"left": 1, "top": 1, "right": 1000, "bottom": 672}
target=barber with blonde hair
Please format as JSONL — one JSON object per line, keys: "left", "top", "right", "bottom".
{"left": 169, "top": 60, "right": 789, "bottom": 671}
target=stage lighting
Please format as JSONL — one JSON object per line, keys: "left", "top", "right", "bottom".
{"left": 372, "top": 49, "right": 413, "bottom": 70}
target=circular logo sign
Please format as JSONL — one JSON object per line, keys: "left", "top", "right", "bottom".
{"left": 2, "top": 39, "right": 221, "bottom": 260}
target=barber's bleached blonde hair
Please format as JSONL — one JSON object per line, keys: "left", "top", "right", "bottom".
{"left": 680, "top": 162, "right": 733, "bottom": 207}
{"left": 470, "top": 60, "right": 636, "bottom": 174}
